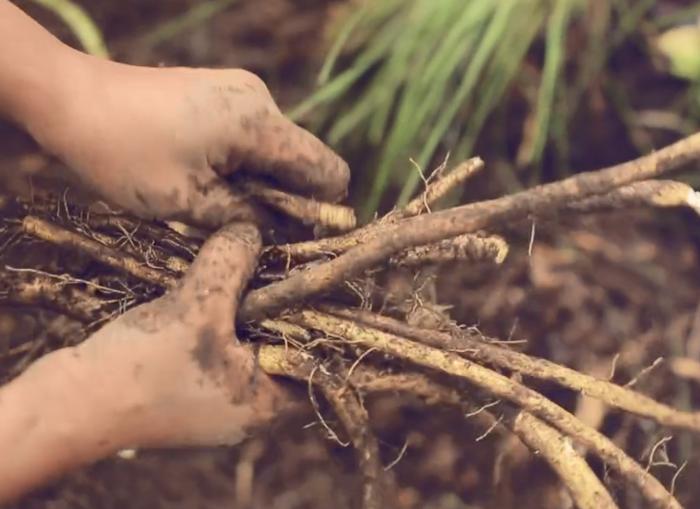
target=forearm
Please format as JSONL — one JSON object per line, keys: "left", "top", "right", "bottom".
{"left": 0, "top": 347, "right": 133, "bottom": 504}
{"left": 0, "top": 322, "right": 258, "bottom": 504}
{"left": 0, "top": 1, "right": 86, "bottom": 140}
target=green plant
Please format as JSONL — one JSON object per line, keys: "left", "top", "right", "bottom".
{"left": 30, "top": 0, "right": 108, "bottom": 57}
{"left": 136, "top": 0, "right": 240, "bottom": 51}
{"left": 291, "top": 0, "right": 672, "bottom": 221}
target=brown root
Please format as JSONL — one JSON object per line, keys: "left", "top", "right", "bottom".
{"left": 6, "top": 132, "right": 700, "bottom": 508}
{"left": 329, "top": 307, "right": 700, "bottom": 432}
{"left": 508, "top": 410, "right": 618, "bottom": 509}
{"left": 389, "top": 233, "right": 509, "bottom": 267}
{"left": 22, "top": 216, "right": 177, "bottom": 288}
{"left": 241, "top": 179, "right": 357, "bottom": 231}
{"left": 291, "top": 310, "right": 680, "bottom": 508}
{"left": 260, "top": 345, "right": 617, "bottom": 509}
{"left": 241, "top": 132, "right": 700, "bottom": 320}
{"left": 403, "top": 157, "right": 484, "bottom": 216}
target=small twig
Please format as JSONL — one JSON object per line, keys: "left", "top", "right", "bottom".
{"left": 383, "top": 439, "right": 409, "bottom": 471}
{"left": 670, "top": 460, "right": 688, "bottom": 496}
{"left": 307, "top": 365, "right": 349, "bottom": 447}
{"left": 404, "top": 158, "right": 483, "bottom": 216}
{"left": 626, "top": 357, "right": 664, "bottom": 388}
{"left": 344, "top": 347, "right": 378, "bottom": 385}
{"left": 475, "top": 414, "right": 503, "bottom": 442}
{"left": 465, "top": 400, "right": 501, "bottom": 418}
{"left": 645, "top": 435, "right": 674, "bottom": 472}
{"left": 608, "top": 353, "right": 621, "bottom": 381}
{"left": 408, "top": 158, "right": 432, "bottom": 214}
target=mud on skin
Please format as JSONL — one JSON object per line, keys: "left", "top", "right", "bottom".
{"left": 231, "top": 109, "right": 350, "bottom": 202}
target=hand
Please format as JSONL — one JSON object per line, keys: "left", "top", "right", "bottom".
{"left": 33, "top": 54, "right": 349, "bottom": 228}
{"left": 72, "top": 222, "right": 291, "bottom": 448}
{"left": 0, "top": 222, "right": 294, "bottom": 502}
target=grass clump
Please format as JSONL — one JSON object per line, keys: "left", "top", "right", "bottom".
{"left": 291, "top": 0, "right": 671, "bottom": 221}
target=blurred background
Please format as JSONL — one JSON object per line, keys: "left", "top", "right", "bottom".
{"left": 3, "top": 1, "right": 700, "bottom": 508}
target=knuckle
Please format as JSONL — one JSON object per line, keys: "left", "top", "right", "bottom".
{"left": 219, "top": 70, "right": 280, "bottom": 117}
{"left": 231, "top": 69, "right": 270, "bottom": 96}
{"left": 324, "top": 156, "right": 351, "bottom": 201}
{"left": 337, "top": 159, "right": 351, "bottom": 191}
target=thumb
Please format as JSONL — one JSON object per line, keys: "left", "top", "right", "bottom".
{"left": 182, "top": 174, "right": 273, "bottom": 230}
{"left": 178, "top": 222, "right": 261, "bottom": 326}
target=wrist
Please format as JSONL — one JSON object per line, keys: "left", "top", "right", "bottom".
{"left": 0, "top": 347, "right": 135, "bottom": 503}
{"left": 16, "top": 47, "right": 93, "bottom": 151}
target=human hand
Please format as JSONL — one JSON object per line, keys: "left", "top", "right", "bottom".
{"left": 32, "top": 54, "right": 349, "bottom": 228}
{"left": 70, "top": 222, "right": 291, "bottom": 448}
{"left": 0, "top": 222, "right": 295, "bottom": 502}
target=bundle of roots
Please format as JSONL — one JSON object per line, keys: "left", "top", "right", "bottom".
{"left": 3, "top": 132, "right": 700, "bottom": 509}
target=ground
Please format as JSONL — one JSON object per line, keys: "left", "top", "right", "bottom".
{"left": 2, "top": 1, "right": 700, "bottom": 508}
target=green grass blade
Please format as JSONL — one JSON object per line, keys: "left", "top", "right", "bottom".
{"left": 368, "top": 0, "right": 466, "bottom": 143}
{"left": 288, "top": 13, "right": 406, "bottom": 121}
{"left": 317, "top": 4, "right": 373, "bottom": 85}
{"left": 455, "top": 1, "right": 546, "bottom": 163}
{"left": 363, "top": 0, "right": 453, "bottom": 140}
{"left": 396, "top": 0, "right": 519, "bottom": 206}
{"left": 137, "top": 0, "right": 239, "bottom": 49}
{"left": 30, "top": 0, "right": 108, "bottom": 57}
{"left": 360, "top": 1, "right": 497, "bottom": 219}
{"left": 521, "top": 0, "right": 578, "bottom": 167}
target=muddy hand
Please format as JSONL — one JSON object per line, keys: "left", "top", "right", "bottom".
{"left": 31, "top": 55, "right": 349, "bottom": 229}
{"left": 72, "top": 222, "right": 292, "bottom": 447}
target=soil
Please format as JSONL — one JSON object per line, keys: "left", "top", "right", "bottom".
{"left": 2, "top": 1, "right": 700, "bottom": 508}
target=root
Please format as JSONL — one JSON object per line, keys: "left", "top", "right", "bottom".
{"left": 241, "top": 132, "right": 700, "bottom": 320}
{"left": 389, "top": 233, "right": 508, "bottom": 267}
{"left": 241, "top": 179, "right": 357, "bottom": 231}
{"left": 320, "top": 380, "right": 389, "bottom": 509}
{"left": 256, "top": 346, "right": 393, "bottom": 508}
{"left": 259, "top": 345, "right": 616, "bottom": 509}
{"left": 0, "top": 266, "right": 118, "bottom": 323}
{"left": 403, "top": 157, "right": 484, "bottom": 216}
{"left": 263, "top": 157, "right": 485, "bottom": 262}
{"left": 330, "top": 307, "right": 700, "bottom": 432}
{"left": 566, "top": 179, "right": 700, "bottom": 215}
{"left": 5, "top": 132, "right": 700, "bottom": 508}
{"left": 291, "top": 310, "right": 680, "bottom": 509}
{"left": 508, "top": 410, "right": 618, "bottom": 509}
{"left": 22, "top": 216, "right": 176, "bottom": 288}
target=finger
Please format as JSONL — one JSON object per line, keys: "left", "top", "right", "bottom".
{"left": 183, "top": 175, "right": 275, "bottom": 230}
{"left": 179, "top": 222, "right": 261, "bottom": 325}
{"left": 241, "top": 114, "right": 350, "bottom": 202}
